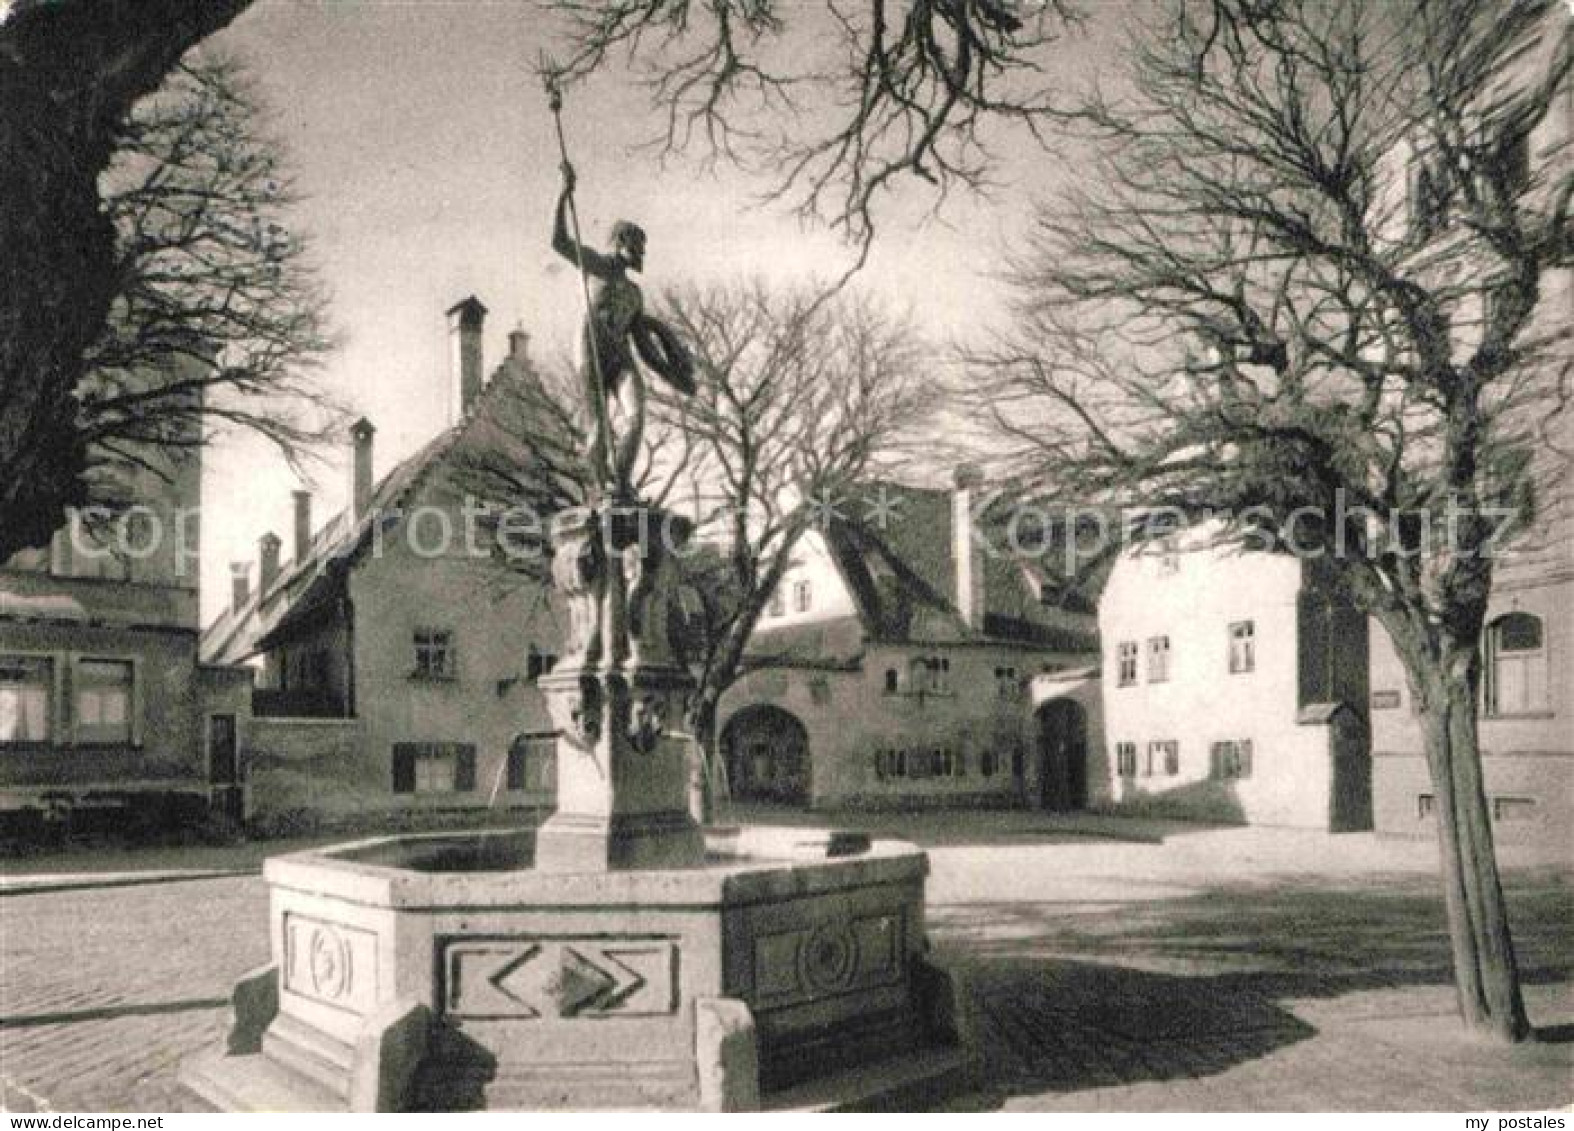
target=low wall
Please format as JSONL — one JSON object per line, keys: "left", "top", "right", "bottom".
{"left": 243, "top": 717, "right": 367, "bottom": 822}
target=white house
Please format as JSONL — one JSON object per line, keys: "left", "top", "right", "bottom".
{"left": 201, "top": 299, "right": 567, "bottom": 824}
{"left": 717, "top": 470, "right": 1105, "bottom": 810}
{"left": 1098, "top": 521, "right": 1371, "bottom": 829}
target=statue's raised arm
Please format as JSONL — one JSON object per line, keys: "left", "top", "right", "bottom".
{"left": 552, "top": 163, "right": 616, "bottom": 279}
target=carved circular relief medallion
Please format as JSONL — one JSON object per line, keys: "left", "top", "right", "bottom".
{"left": 308, "top": 926, "right": 352, "bottom": 1000}
{"left": 799, "top": 923, "right": 858, "bottom": 994}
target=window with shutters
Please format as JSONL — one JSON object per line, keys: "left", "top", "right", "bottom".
{"left": 1211, "top": 739, "right": 1253, "bottom": 780}
{"left": 391, "top": 742, "right": 476, "bottom": 794}
{"left": 1148, "top": 739, "right": 1178, "bottom": 777}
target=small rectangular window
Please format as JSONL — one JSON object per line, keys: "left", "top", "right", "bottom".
{"left": 793, "top": 579, "right": 812, "bottom": 613}
{"left": 1116, "top": 742, "right": 1138, "bottom": 778}
{"left": 1228, "top": 621, "right": 1255, "bottom": 674}
{"left": 76, "top": 659, "right": 133, "bottom": 744}
{"left": 0, "top": 655, "right": 53, "bottom": 743}
{"left": 526, "top": 647, "right": 557, "bottom": 682}
{"left": 392, "top": 741, "right": 475, "bottom": 794}
{"left": 768, "top": 588, "right": 785, "bottom": 618}
{"left": 1492, "top": 796, "right": 1534, "bottom": 822}
{"left": 1211, "top": 739, "right": 1253, "bottom": 780}
{"left": 1117, "top": 642, "right": 1138, "bottom": 687}
{"left": 1147, "top": 636, "right": 1171, "bottom": 683}
{"left": 1417, "top": 793, "right": 1436, "bottom": 819}
{"left": 413, "top": 629, "right": 455, "bottom": 680}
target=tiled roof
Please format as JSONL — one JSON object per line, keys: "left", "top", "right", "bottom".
{"left": 811, "top": 480, "right": 1103, "bottom": 651}
{"left": 199, "top": 356, "right": 552, "bottom": 665}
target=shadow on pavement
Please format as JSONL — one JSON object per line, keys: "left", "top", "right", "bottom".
{"left": 716, "top": 801, "right": 1220, "bottom": 846}
{"left": 0, "top": 997, "right": 228, "bottom": 1030}
{"left": 931, "top": 869, "right": 1573, "bottom": 1109}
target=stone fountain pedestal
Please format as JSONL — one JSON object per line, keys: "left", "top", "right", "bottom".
{"left": 180, "top": 825, "right": 970, "bottom": 1111}
{"left": 181, "top": 503, "right": 971, "bottom": 1111}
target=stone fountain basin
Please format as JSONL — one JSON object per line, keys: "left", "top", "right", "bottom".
{"left": 191, "top": 824, "right": 967, "bottom": 1111}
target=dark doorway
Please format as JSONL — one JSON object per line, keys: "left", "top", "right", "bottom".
{"left": 207, "top": 713, "right": 243, "bottom": 822}
{"left": 1329, "top": 710, "right": 1373, "bottom": 832}
{"left": 1036, "top": 699, "right": 1088, "bottom": 811}
{"left": 722, "top": 706, "right": 811, "bottom": 804}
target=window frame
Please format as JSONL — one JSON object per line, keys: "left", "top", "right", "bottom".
{"left": 1228, "top": 620, "right": 1255, "bottom": 674}
{"left": 73, "top": 656, "right": 137, "bottom": 746}
{"left": 1483, "top": 612, "right": 1548, "bottom": 717}
{"left": 1115, "top": 741, "right": 1138, "bottom": 778}
{"left": 1146, "top": 635, "right": 1172, "bottom": 683}
{"left": 1211, "top": 738, "right": 1254, "bottom": 780}
{"left": 0, "top": 653, "right": 57, "bottom": 746}
{"left": 412, "top": 627, "right": 457, "bottom": 681}
{"left": 1116, "top": 641, "right": 1138, "bottom": 687}
{"left": 392, "top": 741, "right": 477, "bottom": 794}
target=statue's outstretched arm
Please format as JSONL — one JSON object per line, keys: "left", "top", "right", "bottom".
{"left": 552, "top": 178, "right": 614, "bottom": 278}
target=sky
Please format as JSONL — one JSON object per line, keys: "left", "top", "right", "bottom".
{"left": 193, "top": 0, "right": 1124, "bottom": 624}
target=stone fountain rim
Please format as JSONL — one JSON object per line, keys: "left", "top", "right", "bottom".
{"left": 261, "top": 824, "right": 929, "bottom": 912}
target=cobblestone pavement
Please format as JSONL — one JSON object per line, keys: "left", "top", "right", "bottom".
{"left": 1, "top": 825, "right": 1570, "bottom": 1112}
{"left": 0, "top": 876, "right": 269, "bottom": 1111}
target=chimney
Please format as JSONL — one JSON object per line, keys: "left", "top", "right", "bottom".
{"left": 258, "top": 532, "right": 281, "bottom": 596}
{"left": 508, "top": 325, "right": 531, "bottom": 364}
{"left": 447, "top": 295, "right": 488, "bottom": 419}
{"left": 952, "top": 464, "right": 987, "bottom": 631}
{"left": 230, "top": 562, "right": 250, "bottom": 614}
{"left": 292, "top": 489, "right": 312, "bottom": 564}
{"left": 350, "top": 417, "right": 375, "bottom": 519}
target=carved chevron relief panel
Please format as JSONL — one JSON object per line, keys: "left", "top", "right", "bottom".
{"left": 443, "top": 937, "right": 678, "bottom": 1019}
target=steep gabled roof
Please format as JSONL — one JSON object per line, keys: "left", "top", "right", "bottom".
{"left": 752, "top": 480, "right": 1102, "bottom": 656}
{"left": 200, "top": 353, "right": 552, "bottom": 665}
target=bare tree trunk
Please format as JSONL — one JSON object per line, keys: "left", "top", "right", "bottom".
{"left": 0, "top": 0, "right": 252, "bottom": 558}
{"left": 686, "top": 688, "right": 721, "bottom": 827}
{"left": 1415, "top": 652, "right": 1531, "bottom": 1042}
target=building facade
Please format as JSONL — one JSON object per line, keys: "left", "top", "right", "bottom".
{"left": 0, "top": 376, "right": 252, "bottom": 826}
{"left": 717, "top": 472, "right": 1104, "bottom": 810}
{"left": 1368, "top": 23, "right": 1573, "bottom": 844}
{"left": 202, "top": 300, "right": 567, "bottom": 824}
{"left": 1097, "top": 523, "right": 1372, "bottom": 829}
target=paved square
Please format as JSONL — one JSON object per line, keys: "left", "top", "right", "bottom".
{"left": 2, "top": 819, "right": 1569, "bottom": 1111}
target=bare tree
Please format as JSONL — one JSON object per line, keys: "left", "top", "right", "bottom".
{"left": 649, "top": 280, "right": 930, "bottom": 817}
{"left": 965, "top": 0, "right": 1570, "bottom": 1042}
{"left": 0, "top": 0, "right": 254, "bottom": 559}
{"left": 79, "top": 57, "right": 338, "bottom": 506}
{"left": 544, "top": 0, "right": 1080, "bottom": 267}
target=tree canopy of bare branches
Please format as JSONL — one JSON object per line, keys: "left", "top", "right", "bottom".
{"left": 648, "top": 279, "right": 931, "bottom": 812}
{"left": 0, "top": 0, "right": 253, "bottom": 560}
{"left": 966, "top": 0, "right": 1570, "bottom": 1042}
{"left": 544, "top": 0, "right": 1081, "bottom": 266}
{"left": 80, "top": 57, "right": 338, "bottom": 506}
